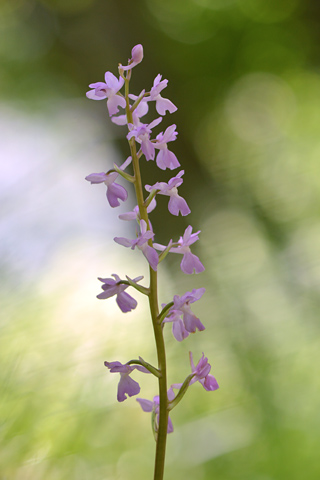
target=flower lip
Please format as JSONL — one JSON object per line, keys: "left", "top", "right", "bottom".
{"left": 104, "top": 359, "right": 150, "bottom": 402}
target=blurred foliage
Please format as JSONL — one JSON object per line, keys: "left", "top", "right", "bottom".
{"left": 1, "top": 0, "right": 320, "bottom": 478}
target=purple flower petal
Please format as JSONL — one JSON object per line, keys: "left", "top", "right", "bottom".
{"left": 104, "top": 71, "right": 124, "bottom": 90}
{"left": 114, "top": 236, "right": 135, "bottom": 248}
{"left": 106, "top": 94, "right": 126, "bottom": 117}
{"left": 156, "top": 148, "right": 180, "bottom": 170}
{"left": 202, "top": 375, "right": 219, "bottom": 392}
{"left": 106, "top": 182, "right": 128, "bottom": 207}
{"left": 150, "top": 74, "right": 167, "bottom": 98}
{"left": 86, "top": 82, "right": 108, "bottom": 100}
{"left": 116, "top": 291, "right": 138, "bottom": 313}
{"left": 182, "top": 310, "right": 205, "bottom": 333}
{"left": 140, "top": 244, "right": 159, "bottom": 271}
{"left": 111, "top": 114, "right": 127, "bottom": 125}
{"left": 118, "top": 210, "right": 137, "bottom": 221}
{"left": 168, "top": 195, "right": 190, "bottom": 216}
{"left": 141, "top": 137, "right": 155, "bottom": 160}
{"left": 136, "top": 398, "right": 154, "bottom": 412}
{"left": 117, "top": 374, "right": 141, "bottom": 402}
{"left": 172, "top": 318, "right": 190, "bottom": 342}
{"left": 104, "top": 360, "right": 128, "bottom": 373}
{"left": 85, "top": 172, "right": 108, "bottom": 184}
{"left": 156, "top": 96, "right": 177, "bottom": 116}
{"left": 181, "top": 251, "right": 205, "bottom": 274}
{"left": 167, "top": 416, "right": 174, "bottom": 433}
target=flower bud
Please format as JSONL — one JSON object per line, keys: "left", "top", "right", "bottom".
{"left": 131, "top": 44, "right": 144, "bottom": 65}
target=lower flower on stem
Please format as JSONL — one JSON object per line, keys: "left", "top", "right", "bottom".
{"left": 136, "top": 385, "right": 179, "bottom": 434}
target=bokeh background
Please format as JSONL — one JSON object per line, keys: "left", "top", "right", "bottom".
{"left": 1, "top": 0, "right": 320, "bottom": 479}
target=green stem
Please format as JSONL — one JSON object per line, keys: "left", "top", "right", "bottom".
{"left": 149, "top": 266, "right": 168, "bottom": 480}
{"left": 125, "top": 75, "right": 168, "bottom": 480}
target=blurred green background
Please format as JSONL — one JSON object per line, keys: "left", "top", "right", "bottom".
{"left": 1, "top": 0, "right": 320, "bottom": 478}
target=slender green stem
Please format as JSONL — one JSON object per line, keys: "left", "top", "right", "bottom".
{"left": 149, "top": 266, "right": 168, "bottom": 480}
{"left": 125, "top": 75, "right": 168, "bottom": 480}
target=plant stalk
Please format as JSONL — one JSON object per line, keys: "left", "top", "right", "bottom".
{"left": 125, "top": 77, "right": 168, "bottom": 480}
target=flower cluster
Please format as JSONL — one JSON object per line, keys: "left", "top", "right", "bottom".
{"left": 105, "top": 352, "right": 219, "bottom": 431}
{"left": 86, "top": 44, "right": 218, "bottom": 438}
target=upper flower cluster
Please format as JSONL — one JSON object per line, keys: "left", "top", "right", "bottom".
{"left": 85, "top": 45, "right": 218, "bottom": 432}
{"left": 85, "top": 45, "right": 205, "bottom": 276}
{"left": 86, "top": 45, "right": 179, "bottom": 173}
